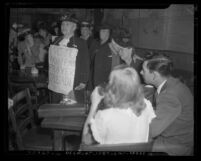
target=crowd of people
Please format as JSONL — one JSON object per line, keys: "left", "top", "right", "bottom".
{"left": 8, "top": 12, "right": 194, "bottom": 155}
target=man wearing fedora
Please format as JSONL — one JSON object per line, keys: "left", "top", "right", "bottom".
{"left": 50, "top": 13, "right": 90, "bottom": 103}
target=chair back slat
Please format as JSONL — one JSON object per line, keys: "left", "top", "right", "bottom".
{"left": 8, "top": 88, "right": 36, "bottom": 149}
{"left": 8, "top": 81, "right": 37, "bottom": 98}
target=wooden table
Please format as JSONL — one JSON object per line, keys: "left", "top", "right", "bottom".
{"left": 39, "top": 87, "right": 155, "bottom": 151}
{"left": 8, "top": 68, "right": 50, "bottom": 104}
{"left": 41, "top": 115, "right": 86, "bottom": 151}
{"left": 8, "top": 68, "right": 48, "bottom": 88}
{"left": 38, "top": 90, "right": 89, "bottom": 151}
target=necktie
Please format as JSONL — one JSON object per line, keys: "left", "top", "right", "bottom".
{"left": 152, "top": 91, "right": 158, "bottom": 110}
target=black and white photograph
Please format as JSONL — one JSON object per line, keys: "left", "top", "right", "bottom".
{"left": 6, "top": 3, "right": 195, "bottom": 156}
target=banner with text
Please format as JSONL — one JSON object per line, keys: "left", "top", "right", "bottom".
{"left": 48, "top": 45, "right": 78, "bottom": 95}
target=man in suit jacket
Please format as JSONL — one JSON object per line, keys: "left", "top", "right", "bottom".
{"left": 140, "top": 55, "right": 194, "bottom": 155}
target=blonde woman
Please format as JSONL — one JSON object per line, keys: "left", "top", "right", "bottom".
{"left": 82, "top": 64, "right": 156, "bottom": 145}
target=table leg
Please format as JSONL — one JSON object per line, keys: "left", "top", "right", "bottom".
{"left": 53, "top": 130, "right": 63, "bottom": 151}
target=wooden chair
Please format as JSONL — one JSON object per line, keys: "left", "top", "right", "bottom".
{"left": 8, "top": 88, "right": 53, "bottom": 151}
{"left": 8, "top": 80, "right": 49, "bottom": 106}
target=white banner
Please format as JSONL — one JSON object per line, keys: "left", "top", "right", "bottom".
{"left": 48, "top": 45, "right": 78, "bottom": 95}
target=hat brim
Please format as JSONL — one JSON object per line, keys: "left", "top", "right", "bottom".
{"left": 81, "top": 24, "right": 91, "bottom": 28}
{"left": 112, "top": 38, "right": 132, "bottom": 48}
{"left": 61, "top": 19, "right": 78, "bottom": 24}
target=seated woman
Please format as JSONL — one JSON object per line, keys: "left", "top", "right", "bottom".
{"left": 82, "top": 64, "right": 156, "bottom": 145}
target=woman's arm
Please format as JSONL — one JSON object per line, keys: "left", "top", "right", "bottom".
{"left": 82, "top": 86, "right": 104, "bottom": 144}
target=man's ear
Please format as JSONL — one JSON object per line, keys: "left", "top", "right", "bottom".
{"left": 153, "top": 71, "right": 159, "bottom": 80}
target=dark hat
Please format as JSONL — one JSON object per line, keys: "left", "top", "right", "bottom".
{"left": 120, "top": 28, "right": 131, "bottom": 38}
{"left": 60, "top": 13, "right": 78, "bottom": 24}
{"left": 99, "top": 23, "right": 112, "bottom": 30}
{"left": 80, "top": 20, "right": 91, "bottom": 28}
{"left": 51, "top": 22, "right": 59, "bottom": 28}
{"left": 11, "top": 23, "right": 24, "bottom": 32}
{"left": 17, "top": 27, "right": 32, "bottom": 37}
{"left": 112, "top": 36, "right": 133, "bottom": 48}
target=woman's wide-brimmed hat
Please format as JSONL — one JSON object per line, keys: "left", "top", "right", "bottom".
{"left": 80, "top": 20, "right": 92, "bottom": 28}
{"left": 60, "top": 12, "right": 79, "bottom": 24}
{"left": 98, "top": 23, "right": 112, "bottom": 30}
{"left": 17, "top": 27, "right": 32, "bottom": 37}
{"left": 112, "top": 28, "right": 133, "bottom": 48}
{"left": 112, "top": 36, "right": 133, "bottom": 48}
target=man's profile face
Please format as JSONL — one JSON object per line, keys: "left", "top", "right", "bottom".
{"left": 141, "top": 61, "right": 153, "bottom": 85}
{"left": 61, "top": 21, "right": 76, "bottom": 36}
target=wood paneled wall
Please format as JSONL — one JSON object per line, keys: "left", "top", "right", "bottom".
{"left": 102, "top": 5, "right": 194, "bottom": 54}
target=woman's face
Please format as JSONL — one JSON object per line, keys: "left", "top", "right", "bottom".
{"left": 99, "top": 29, "right": 110, "bottom": 42}
{"left": 81, "top": 27, "right": 90, "bottom": 38}
{"left": 39, "top": 29, "right": 47, "bottom": 38}
{"left": 118, "top": 47, "right": 132, "bottom": 62}
{"left": 25, "top": 34, "right": 34, "bottom": 47}
{"left": 110, "top": 39, "right": 132, "bottom": 62}
{"left": 61, "top": 21, "right": 76, "bottom": 36}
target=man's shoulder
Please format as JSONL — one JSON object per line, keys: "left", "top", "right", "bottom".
{"left": 165, "top": 77, "right": 188, "bottom": 93}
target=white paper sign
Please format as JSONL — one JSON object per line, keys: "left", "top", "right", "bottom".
{"left": 48, "top": 45, "right": 78, "bottom": 95}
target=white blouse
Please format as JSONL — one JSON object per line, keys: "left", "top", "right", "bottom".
{"left": 90, "top": 98, "right": 156, "bottom": 144}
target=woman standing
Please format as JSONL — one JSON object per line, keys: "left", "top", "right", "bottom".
{"left": 49, "top": 13, "right": 90, "bottom": 103}
{"left": 92, "top": 24, "right": 113, "bottom": 89}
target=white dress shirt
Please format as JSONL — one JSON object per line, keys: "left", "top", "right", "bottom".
{"left": 157, "top": 80, "right": 167, "bottom": 94}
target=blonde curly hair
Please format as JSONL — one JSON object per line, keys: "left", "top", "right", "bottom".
{"left": 103, "top": 64, "right": 146, "bottom": 116}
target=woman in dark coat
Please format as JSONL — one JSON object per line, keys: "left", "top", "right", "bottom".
{"left": 50, "top": 13, "right": 90, "bottom": 103}
{"left": 91, "top": 24, "right": 113, "bottom": 89}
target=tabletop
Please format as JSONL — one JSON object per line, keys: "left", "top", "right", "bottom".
{"left": 8, "top": 68, "right": 48, "bottom": 88}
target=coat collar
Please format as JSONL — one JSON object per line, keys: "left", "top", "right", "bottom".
{"left": 53, "top": 35, "right": 77, "bottom": 48}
